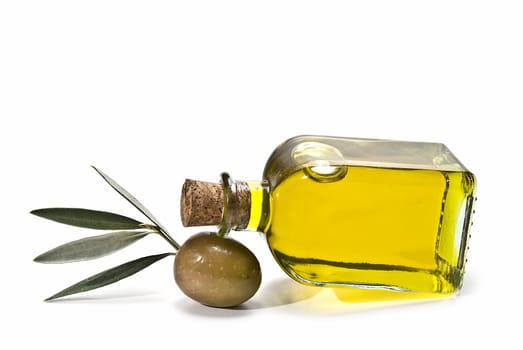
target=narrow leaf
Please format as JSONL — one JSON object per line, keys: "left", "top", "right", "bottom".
{"left": 30, "top": 208, "right": 143, "bottom": 230}
{"left": 45, "top": 253, "right": 172, "bottom": 301}
{"left": 91, "top": 166, "right": 180, "bottom": 249}
{"left": 34, "top": 230, "right": 152, "bottom": 264}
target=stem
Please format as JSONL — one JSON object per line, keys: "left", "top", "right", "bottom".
{"left": 157, "top": 228, "right": 180, "bottom": 250}
{"left": 141, "top": 224, "right": 180, "bottom": 250}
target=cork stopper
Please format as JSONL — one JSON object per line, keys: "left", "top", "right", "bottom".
{"left": 181, "top": 179, "right": 224, "bottom": 227}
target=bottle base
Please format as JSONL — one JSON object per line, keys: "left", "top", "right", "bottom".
{"left": 273, "top": 250, "right": 463, "bottom": 294}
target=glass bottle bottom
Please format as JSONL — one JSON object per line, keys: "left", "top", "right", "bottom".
{"left": 272, "top": 250, "right": 463, "bottom": 293}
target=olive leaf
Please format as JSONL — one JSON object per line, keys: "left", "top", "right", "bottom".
{"left": 91, "top": 166, "right": 180, "bottom": 249}
{"left": 45, "top": 253, "right": 173, "bottom": 301}
{"left": 34, "top": 229, "right": 154, "bottom": 264}
{"left": 30, "top": 208, "right": 143, "bottom": 230}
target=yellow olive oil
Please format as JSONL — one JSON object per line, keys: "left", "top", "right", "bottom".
{"left": 267, "top": 166, "right": 475, "bottom": 293}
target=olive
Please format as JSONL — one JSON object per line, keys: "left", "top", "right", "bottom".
{"left": 174, "top": 232, "right": 262, "bottom": 308}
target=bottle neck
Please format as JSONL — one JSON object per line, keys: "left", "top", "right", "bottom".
{"left": 218, "top": 173, "right": 270, "bottom": 236}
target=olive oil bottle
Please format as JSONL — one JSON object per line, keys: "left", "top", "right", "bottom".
{"left": 181, "top": 135, "right": 476, "bottom": 294}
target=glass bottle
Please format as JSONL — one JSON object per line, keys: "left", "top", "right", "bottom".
{"left": 180, "top": 135, "right": 476, "bottom": 294}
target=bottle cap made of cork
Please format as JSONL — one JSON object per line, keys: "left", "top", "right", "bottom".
{"left": 180, "top": 179, "right": 224, "bottom": 227}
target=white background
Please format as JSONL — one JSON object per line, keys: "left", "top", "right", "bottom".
{"left": 1, "top": 1, "right": 522, "bottom": 349}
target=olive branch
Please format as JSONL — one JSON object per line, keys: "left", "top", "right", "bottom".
{"left": 31, "top": 166, "right": 179, "bottom": 301}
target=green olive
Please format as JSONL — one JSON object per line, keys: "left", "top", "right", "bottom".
{"left": 174, "top": 232, "right": 262, "bottom": 308}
